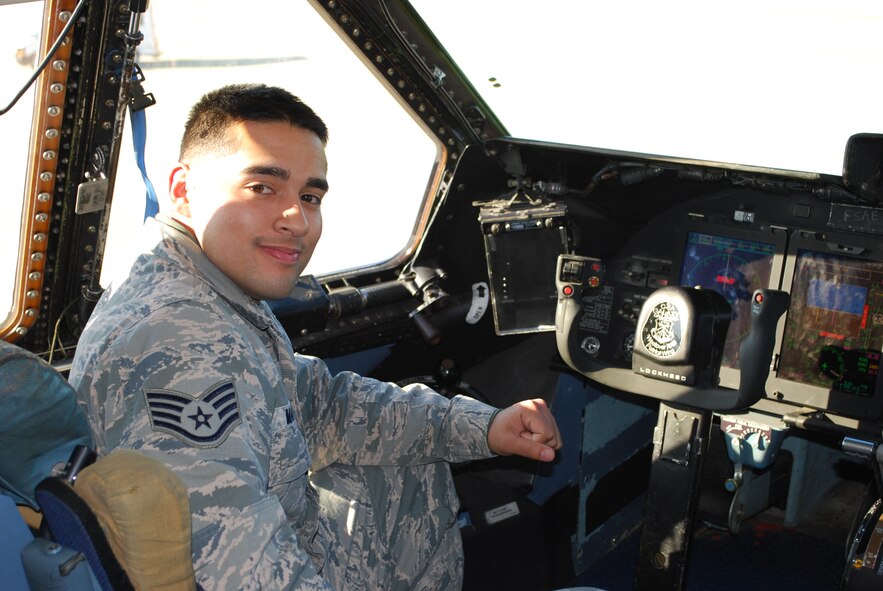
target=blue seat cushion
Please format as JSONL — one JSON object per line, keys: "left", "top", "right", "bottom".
{"left": 0, "top": 341, "right": 92, "bottom": 509}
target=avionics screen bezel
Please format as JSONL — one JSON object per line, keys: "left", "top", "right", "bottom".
{"left": 672, "top": 220, "right": 787, "bottom": 390}
{"left": 768, "top": 230, "right": 883, "bottom": 420}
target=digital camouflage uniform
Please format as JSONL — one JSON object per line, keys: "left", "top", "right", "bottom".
{"left": 69, "top": 216, "right": 499, "bottom": 590}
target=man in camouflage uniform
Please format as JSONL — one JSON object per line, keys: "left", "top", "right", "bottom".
{"left": 69, "top": 84, "right": 561, "bottom": 590}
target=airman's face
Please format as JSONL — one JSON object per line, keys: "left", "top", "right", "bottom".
{"left": 169, "top": 120, "right": 328, "bottom": 300}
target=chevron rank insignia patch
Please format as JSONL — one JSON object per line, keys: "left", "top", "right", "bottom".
{"left": 144, "top": 380, "right": 242, "bottom": 447}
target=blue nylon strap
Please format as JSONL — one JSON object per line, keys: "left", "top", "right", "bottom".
{"left": 129, "top": 106, "right": 159, "bottom": 220}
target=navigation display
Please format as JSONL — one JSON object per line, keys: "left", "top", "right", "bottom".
{"left": 679, "top": 232, "right": 777, "bottom": 368}
{"left": 777, "top": 250, "right": 883, "bottom": 397}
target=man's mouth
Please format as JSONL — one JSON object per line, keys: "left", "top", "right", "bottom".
{"left": 259, "top": 245, "right": 301, "bottom": 265}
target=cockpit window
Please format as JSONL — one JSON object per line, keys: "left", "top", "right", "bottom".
{"left": 104, "top": 0, "right": 438, "bottom": 284}
{"left": 0, "top": 0, "right": 44, "bottom": 328}
{"left": 409, "top": 0, "right": 883, "bottom": 175}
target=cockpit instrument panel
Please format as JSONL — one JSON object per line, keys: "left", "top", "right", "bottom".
{"left": 770, "top": 231, "right": 883, "bottom": 419}
{"left": 553, "top": 185, "right": 883, "bottom": 420}
{"left": 672, "top": 224, "right": 786, "bottom": 390}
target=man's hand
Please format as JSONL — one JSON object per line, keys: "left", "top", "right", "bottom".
{"left": 487, "top": 399, "right": 562, "bottom": 462}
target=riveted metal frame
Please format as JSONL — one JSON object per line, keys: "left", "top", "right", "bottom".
{"left": 1, "top": 0, "right": 79, "bottom": 344}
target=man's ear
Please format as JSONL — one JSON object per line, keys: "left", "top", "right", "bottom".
{"left": 168, "top": 163, "right": 191, "bottom": 218}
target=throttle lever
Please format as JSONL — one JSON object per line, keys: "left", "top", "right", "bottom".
{"left": 738, "top": 289, "right": 790, "bottom": 400}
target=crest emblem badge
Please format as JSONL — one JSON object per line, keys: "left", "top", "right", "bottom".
{"left": 144, "top": 380, "right": 241, "bottom": 447}
{"left": 641, "top": 302, "right": 682, "bottom": 358}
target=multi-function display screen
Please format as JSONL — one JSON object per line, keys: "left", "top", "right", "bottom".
{"left": 678, "top": 232, "right": 776, "bottom": 368}
{"left": 777, "top": 250, "right": 882, "bottom": 397}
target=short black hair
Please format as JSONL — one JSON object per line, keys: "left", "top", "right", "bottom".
{"left": 179, "top": 83, "right": 329, "bottom": 162}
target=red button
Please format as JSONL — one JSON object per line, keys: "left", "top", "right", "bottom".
{"left": 563, "top": 285, "right": 574, "bottom": 296}
{"left": 755, "top": 292, "right": 764, "bottom": 304}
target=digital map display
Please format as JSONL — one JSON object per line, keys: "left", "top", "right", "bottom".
{"left": 778, "top": 250, "right": 882, "bottom": 396}
{"left": 679, "top": 232, "right": 776, "bottom": 368}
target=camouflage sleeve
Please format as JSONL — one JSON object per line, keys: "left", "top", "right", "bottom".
{"left": 292, "top": 354, "right": 498, "bottom": 469}
{"left": 81, "top": 301, "right": 333, "bottom": 590}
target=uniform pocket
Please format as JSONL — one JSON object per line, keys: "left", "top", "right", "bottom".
{"left": 268, "top": 402, "right": 311, "bottom": 519}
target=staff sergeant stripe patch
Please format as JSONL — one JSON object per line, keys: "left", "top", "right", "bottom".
{"left": 144, "top": 380, "right": 242, "bottom": 448}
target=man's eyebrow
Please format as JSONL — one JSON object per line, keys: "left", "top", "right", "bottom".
{"left": 307, "top": 177, "right": 329, "bottom": 192}
{"left": 242, "top": 166, "right": 328, "bottom": 192}
{"left": 242, "top": 165, "right": 290, "bottom": 181}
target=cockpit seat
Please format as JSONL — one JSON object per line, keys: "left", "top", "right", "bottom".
{"left": 0, "top": 340, "right": 196, "bottom": 590}
{"left": 0, "top": 340, "right": 92, "bottom": 511}
{"left": 37, "top": 449, "right": 196, "bottom": 590}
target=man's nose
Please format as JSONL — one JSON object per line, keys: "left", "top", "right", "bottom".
{"left": 278, "top": 202, "right": 309, "bottom": 234}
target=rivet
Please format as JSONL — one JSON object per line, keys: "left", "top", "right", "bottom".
{"left": 35, "top": 213, "right": 48, "bottom": 223}
{"left": 374, "top": 55, "right": 384, "bottom": 64}
{"left": 45, "top": 128, "right": 59, "bottom": 139}
{"left": 59, "top": 11, "right": 71, "bottom": 22}
{"left": 29, "top": 272, "right": 42, "bottom": 281}
{"left": 52, "top": 60, "right": 66, "bottom": 71}
{"left": 50, "top": 83, "right": 64, "bottom": 94}
{"left": 102, "top": 121, "right": 112, "bottom": 130}
{"left": 363, "top": 41, "right": 373, "bottom": 51}
{"left": 25, "top": 309, "right": 37, "bottom": 318}
{"left": 14, "top": 327, "right": 27, "bottom": 336}
{"left": 31, "top": 252, "right": 44, "bottom": 262}
{"left": 38, "top": 192, "right": 51, "bottom": 202}
{"left": 34, "top": 233, "right": 47, "bottom": 242}
{"left": 47, "top": 106, "right": 61, "bottom": 116}
{"left": 39, "top": 172, "right": 53, "bottom": 182}
{"left": 27, "top": 290, "right": 39, "bottom": 300}
{"left": 352, "top": 28, "right": 360, "bottom": 37}
{"left": 42, "top": 150, "right": 57, "bottom": 160}
{"left": 386, "top": 68, "right": 394, "bottom": 76}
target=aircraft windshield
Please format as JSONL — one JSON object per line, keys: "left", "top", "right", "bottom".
{"left": 1, "top": 0, "right": 439, "bottom": 335}
{"left": 106, "top": 0, "right": 437, "bottom": 284}
{"left": 410, "top": 0, "right": 883, "bottom": 175}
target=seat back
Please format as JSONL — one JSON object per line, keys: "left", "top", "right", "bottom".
{"left": 0, "top": 340, "right": 93, "bottom": 509}
{"left": 35, "top": 477, "right": 133, "bottom": 591}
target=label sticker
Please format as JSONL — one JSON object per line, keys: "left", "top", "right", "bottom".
{"left": 485, "top": 501, "right": 520, "bottom": 525}
{"left": 466, "top": 282, "right": 490, "bottom": 324}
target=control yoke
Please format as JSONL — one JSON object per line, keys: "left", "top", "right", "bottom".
{"left": 555, "top": 255, "right": 790, "bottom": 410}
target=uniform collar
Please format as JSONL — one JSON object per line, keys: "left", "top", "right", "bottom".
{"left": 151, "top": 214, "right": 278, "bottom": 331}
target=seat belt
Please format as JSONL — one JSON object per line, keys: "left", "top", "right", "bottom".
{"left": 128, "top": 65, "right": 158, "bottom": 221}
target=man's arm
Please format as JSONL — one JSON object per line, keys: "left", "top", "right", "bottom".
{"left": 292, "top": 355, "right": 498, "bottom": 469}
{"left": 292, "top": 355, "right": 561, "bottom": 469}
